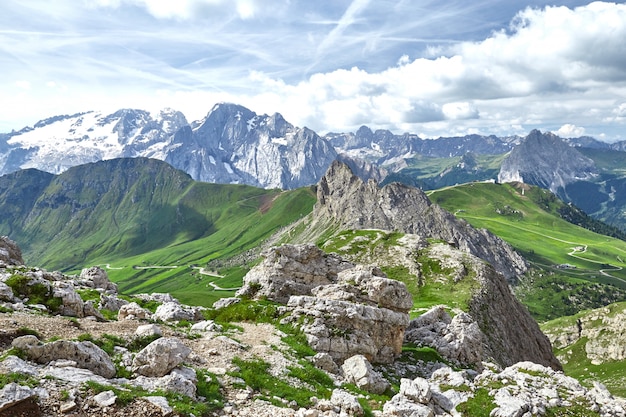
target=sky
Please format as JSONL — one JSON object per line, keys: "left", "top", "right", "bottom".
{"left": 2, "top": 0, "right": 626, "bottom": 141}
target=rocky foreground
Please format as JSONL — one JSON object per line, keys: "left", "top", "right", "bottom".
{"left": 0, "top": 236, "right": 625, "bottom": 417}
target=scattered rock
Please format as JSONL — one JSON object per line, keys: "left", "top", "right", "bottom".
{"left": 405, "top": 305, "right": 485, "bottom": 368}
{"left": 152, "top": 302, "right": 201, "bottom": 322}
{"left": 341, "top": 355, "right": 390, "bottom": 395}
{"left": 0, "top": 355, "right": 38, "bottom": 376}
{"left": 79, "top": 266, "right": 117, "bottom": 293}
{"left": 92, "top": 390, "right": 116, "bottom": 407}
{"left": 143, "top": 396, "right": 173, "bottom": 416}
{"left": 118, "top": 302, "right": 152, "bottom": 321}
{"left": 52, "top": 282, "right": 84, "bottom": 318}
{"left": 132, "top": 337, "right": 191, "bottom": 377}
{"left": 190, "top": 320, "right": 222, "bottom": 333}
{"left": 329, "top": 389, "right": 363, "bottom": 416}
{"left": 22, "top": 339, "right": 116, "bottom": 378}
{"left": 311, "top": 352, "right": 340, "bottom": 374}
{"left": 212, "top": 297, "right": 240, "bottom": 310}
{"left": 99, "top": 294, "right": 129, "bottom": 312}
{"left": 0, "top": 383, "right": 37, "bottom": 412}
{"left": 135, "top": 324, "right": 162, "bottom": 338}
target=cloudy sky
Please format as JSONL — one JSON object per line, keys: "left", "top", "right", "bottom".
{"left": 2, "top": 1, "right": 626, "bottom": 140}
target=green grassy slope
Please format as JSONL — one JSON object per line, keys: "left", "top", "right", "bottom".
{"left": 541, "top": 301, "right": 626, "bottom": 397}
{"left": 427, "top": 181, "right": 626, "bottom": 320}
{"left": 0, "top": 158, "right": 317, "bottom": 307}
{"left": 104, "top": 186, "right": 316, "bottom": 307}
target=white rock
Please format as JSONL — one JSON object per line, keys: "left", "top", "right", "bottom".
{"left": 153, "top": 301, "right": 197, "bottom": 322}
{"left": 92, "top": 390, "right": 116, "bottom": 407}
{"left": 341, "top": 355, "right": 389, "bottom": 395}
{"left": 144, "top": 396, "right": 173, "bottom": 416}
{"left": 132, "top": 337, "right": 191, "bottom": 377}
{"left": 190, "top": 320, "right": 223, "bottom": 333}
{"left": 0, "top": 355, "right": 38, "bottom": 376}
{"left": 135, "top": 324, "right": 162, "bottom": 338}
{"left": 0, "top": 383, "right": 37, "bottom": 412}
{"left": 330, "top": 389, "right": 363, "bottom": 416}
{"left": 400, "top": 377, "right": 432, "bottom": 404}
{"left": 118, "top": 302, "right": 152, "bottom": 320}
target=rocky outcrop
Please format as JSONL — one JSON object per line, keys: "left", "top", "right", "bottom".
{"left": 468, "top": 259, "right": 562, "bottom": 371}
{"left": 401, "top": 243, "right": 561, "bottom": 371}
{"left": 236, "top": 244, "right": 353, "bottom": 304}
{"left": 241, "top": 244, "right": 412, "bottom": 364}
{"left": 0, "top": 236, "right": 23, "bottom": 266}
{"left": 545, "top": 302, "right": 626, "bottom": 366}
{"left": 405, "top": 306, "right": 485, "bottom": 368}
{"left": 311, "top": 161, "right": 527, "bottom": 281}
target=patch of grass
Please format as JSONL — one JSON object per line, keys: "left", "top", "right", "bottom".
{"left": 77, "top": 288, "right": 101, "bottom": 303}
{"left": 85, "top": 370, "right": 223, "bottom": 417}
{"left": 204, "top": 299, "right": 280, "bottom": 324}
{"left": 0, "top": 372, "right": 39, "bottom": 389}
{"left": 230, "top": 356, "right": 331, "bottom": 408}
{"left": 76, "top": 333, "right": 125, "bottom": 356}
{"left": 5, "top": 273, "right": 63, "bottom": 312}
{"left": 16, "top": 327, "right": 41, "bottom": 338}
{"left": 278, "top": 324, "right": 316, "bottom": 358}
{"left": 456, "top": 387, "right": 496, "bottom": 417}
{"left": 125, "top": 334, "right": 162, "bottom": 352}
{"left": 399, "top": 345, "right": 450, "bottom": 366}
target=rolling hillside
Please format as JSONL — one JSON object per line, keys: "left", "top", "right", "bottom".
{"left": 0, "top": 158, "right": 317, "bottom": 306}
{"left": 427, "top": 181, "right": 626, "bottom": 320}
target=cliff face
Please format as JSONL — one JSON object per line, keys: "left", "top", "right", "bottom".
{"left": 313, "top": 160, "right": 527, "bottom": 281}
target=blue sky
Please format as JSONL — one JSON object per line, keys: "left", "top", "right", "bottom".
{"left": 2, "top": 0, "right": 626, "bottom": 140}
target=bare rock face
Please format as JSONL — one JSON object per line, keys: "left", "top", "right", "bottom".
{"left": 312, "top": 161, "right": 527, "bottom": 281}
{"left": 468, "top": 260, "right": 562, "bottom": 371}
{"left": 404, "top": 306, "right": 485, "bottom": 368}
{"left": 0, "top": 236, "right": 23, "bottom": 266}
{"left": 236, "top": 244, "right": 353, "bottom": 304}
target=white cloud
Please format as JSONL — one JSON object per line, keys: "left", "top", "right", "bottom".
{"left": 442, "top": 102, "right": 479, "bottom": 120}
{"left": 3, "top": 1, "right": 626, "bottom": 141}
{"left": 554, "top": 124, "right": 586, "bottom": 138}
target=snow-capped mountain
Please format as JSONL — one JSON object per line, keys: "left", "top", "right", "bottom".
{"left": 0, "top": 104, "right": 341, "bottom": 189}
{"left": 0, "top": 108, "right": 187, "bottom": 175}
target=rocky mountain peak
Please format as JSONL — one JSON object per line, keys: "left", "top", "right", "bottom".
{"left": 498, "top": 129, "right": 598, "bottom": 196}
{"left": 314, "top": 161, "right": 528, "bottom": 280}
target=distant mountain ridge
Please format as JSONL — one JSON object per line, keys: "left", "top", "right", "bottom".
{"left": 4, "top": 102, "right": 612, "bottom": 191}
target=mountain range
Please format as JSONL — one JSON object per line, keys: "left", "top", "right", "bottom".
{"left": 5, "top": 103, "right": 626, "bottom": 231}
